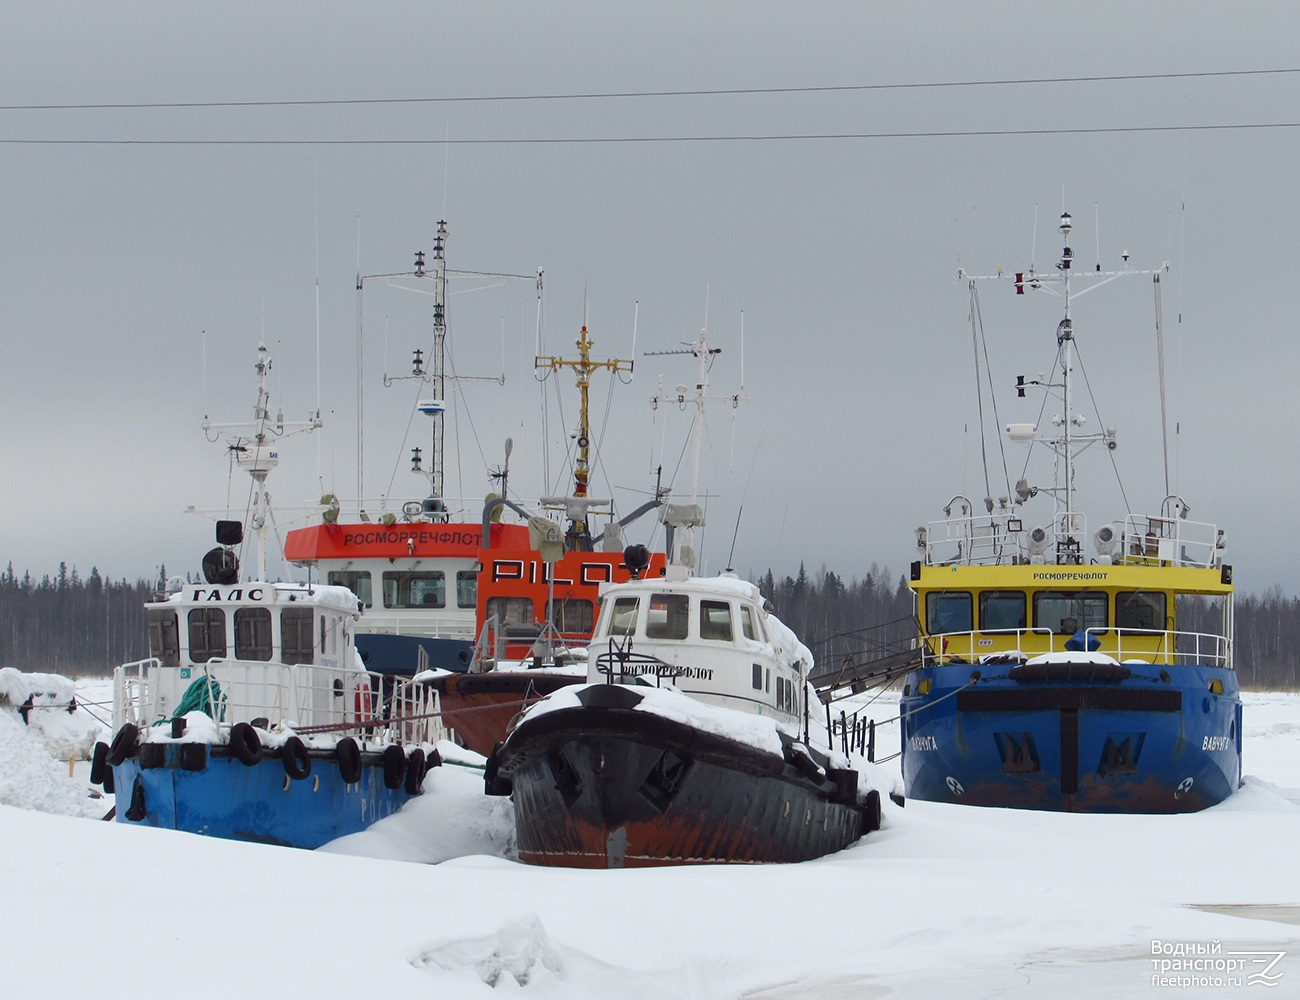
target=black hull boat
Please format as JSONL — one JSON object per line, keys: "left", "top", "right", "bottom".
{"left": 489, "top": 683, "right": 876, "bottom": 868}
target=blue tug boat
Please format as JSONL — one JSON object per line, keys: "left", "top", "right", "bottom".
{"left": 90, "top": 345, "right": 442, "bottom": 847}
{"left": 899, "top": 212, "right": 1240, "bottom": 813}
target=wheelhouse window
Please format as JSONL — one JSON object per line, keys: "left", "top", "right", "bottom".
{"left": 979, "top": 591, "right": 1027, "bottom": 631}
{"left": 281, "top": 608, "right": 314, "bottom": 664}
{"left": 1033, "top": 590, "right": 1108, "bottom": 634}
{"left": 1116, "top": 591, "right": 1167, "bottom": 631}
{"left": 327, "top": 570, "right": 372, "bottom": 608}
{"left": 383, "top": 571, "right": 446, "bottom": 609}
{"left": 147, "top": 609, "right": 181, "bottom": 666}
{"left": 646, "top": 593, "right": 690, "bottom": 640}
{"left": 187, "top": 607, "right": 226, "bottom": 663}
{"left": 234, "top": 607, "right": 273, "bottom": 661}
{"left": 547, "top": 597, "right": 595, "bottom": 635}
{"left": 740, "top": 605, "right": 761, "bottom": 641}
{"left": 700, "top": 600, "right": 735, "bottom": 641}
{"left": 606, "top": 596, "right": 639, "bottom": 636}
{"left": 485, "top": 596, "right": 538, "bottom": 637}
{"left": 456, "top": 570, "right": 476, "bottom": 609}
{"left": 926, "top": 592, "right": 973, "bottom": 635}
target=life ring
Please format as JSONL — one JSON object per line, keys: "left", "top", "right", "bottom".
{"left": 90, "top": 742, "right": 110, "bottom": 786}
{"left": 353, "top": 680, "right": 375, "bottom": 728}
{"left": 405, "top": 747, "right": 427, "bottom": 795}
{"left": 229, "top": 722, "right": 261, "bottom": 766}
{"left": 381, "top": 745, "right": 406, "bottom": 789}
{"left": 108, "top": 724, "right": 139, "bottom": 766}
{"left": 862, "top": 788, "right": 882, "bottom": 833}
{"left": 336, "top": 737, "right": 363, "bottom": 784}
{"left": 282, "top": 736, "right": 311, "bottom": 780}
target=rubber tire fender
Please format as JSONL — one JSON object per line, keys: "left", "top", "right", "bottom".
{"left": 862, "top": 788, "right": 883, "bottom": 834}
{"left": 405, "top": 747, "right": 427, "bottom": 795}
{"left": 108, "top": 724, "right": 139, "bottom": 766}
{"left": 335, "top": 737, "right": 363, "bottom": 784}
{"left": 90, "top": 741, "right": 110, "bottom": 786}
{"left": 483, "top": 743, "right": 512, "bottom": 797}
{"left": 125, "top": 776, "right": 147, "bottom": 822}
{"left": 282, "top": 736, "right": 311, "bottom": 780}
{"left": 229, "top": 722, "right": 262, "bottom": 766}
{"left": 381, "top": 744, "right": 406, "bottom": 789}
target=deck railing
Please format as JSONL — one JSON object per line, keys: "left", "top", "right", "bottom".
{"left": 113, "top": 658, "right": 447, "bottom": 744}
{"left": 358, "top": 611, "right": 476, "bottom": 641}
{"left": 918, "top": 509, "right": 1224, "bottom": 570}
{"left": 923, "top": 625, "right": 1232, "bottom": 668}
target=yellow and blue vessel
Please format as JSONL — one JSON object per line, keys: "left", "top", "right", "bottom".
{"left": 899, "top": 213, "right": 1240, "bottom": 813}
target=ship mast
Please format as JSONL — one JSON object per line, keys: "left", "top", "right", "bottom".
{"left": 362, "top": 221, "right": 537, "bottom": 518}
{"left": 647, "top": 324, "right": 745, "bottom": 572}
{"left": 202, "top": 344, "right": 321, "bottom": 581}
{"left": 1058, "top": 211, "right": 1079, "bottom": 529}
{"left": 535, "top": 320, "right": 633, "bottom": 545}
{"left": 964, "top": 211, "right": 1166, "bottom": 562}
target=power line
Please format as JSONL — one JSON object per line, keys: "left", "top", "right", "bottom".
{"left": 3, "top": 121, "right": 1300, "bottom": 146}
{"left": 1, "top": 67, "right": 1298, "bottom": 112}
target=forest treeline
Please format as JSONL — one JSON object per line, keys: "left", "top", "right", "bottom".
{"left": 2, "top": 561, "right": 1298, "bottom": 689}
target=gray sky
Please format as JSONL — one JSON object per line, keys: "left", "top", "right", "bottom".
{"left": 2, "top": 3, "right": 1295, "bottom": 593}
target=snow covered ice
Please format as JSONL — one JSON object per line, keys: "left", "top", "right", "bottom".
{"left": 1, "top": 679, "right": 1297, "bottom": 998}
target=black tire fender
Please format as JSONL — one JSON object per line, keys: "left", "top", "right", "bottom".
{"left": 108, "top": 724, "right": 139, "bottom": 766}
{"left": 862, "top": 788, "right": 883, "bottom": 833}
{"left": 483, "top": 744, "right": 512, "bottom": 797}
{"left": 125, "top": 776, "right": 147, "bottom": 822}
{"left": 405, "top": 747, "right": 427, "bottom": 795}
{"left": 282, "top": 736, "right": 311, "bottom": 780}
{"left": 229, "top": 722, "right": 261, "bottom": 766}
{"left": 381, "top": 744, "right": 406, "bottom": 789}
{"left": 90, "top": 741, "right": 109, "bottom": 786}
{"left": 335, "top": 737, "right": 362, "bottom": 784}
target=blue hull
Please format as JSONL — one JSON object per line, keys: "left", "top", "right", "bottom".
{"left": 356, "top": 633, "right": 473, "bottom": 675}
{"left": 111, "top": 747, "right": 418, "bottom": 848}
{"left": 899, "top": 662, "right": 1242, "bottom": 813}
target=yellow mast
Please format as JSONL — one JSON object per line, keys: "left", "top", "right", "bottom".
{"left": 535, "top": 323, "right": 632, "bottom": 539}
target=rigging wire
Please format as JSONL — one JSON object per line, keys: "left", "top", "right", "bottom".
{"left": 973, "top": 287, "right": 1013, "bottom": 500}
{"left": 14, "top": 121, "right": 1300, "bottom": 145}
{"left": 6, "top": 67, "right": 1300, "bottom": 111}
{"left": 1153, "top": 274, "right": 1171, "bottom": 499}
{"left": 967, "top": 282, "right": 995, "bottom": 508}
{"left": 1072, "top": 342, "right": 1132, "bottom": 517}
{"left": 382, "top": 388, "right": 423, "bottom": 507}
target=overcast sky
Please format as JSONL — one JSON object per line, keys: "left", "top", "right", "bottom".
{"left": 3, "top": 3, "right": 1296, "bottom": 594}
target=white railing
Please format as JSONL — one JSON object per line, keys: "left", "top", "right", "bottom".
{"left": 114, "top": 658, "right": 449, "bottom": 745}
{"left": 313, "top": 493, "right": 490, "bottom": 525}
{"left": 467, "top": 614, "right": 507, "bottom": 672}
{"left": 917, "top": 514, "right": 1025, "bottom": 567}
{"left": 924, "top": 626, "right": 1232, "bottom": 668}
{"left": 919, "top": 508, "right": 1224, "bottom": 570}
{"left": 1109, "top": 515, "right": 1223, "bottom": 569}
{"left": 359, "top": 611, "right": 476, "bottom": 641}
{"left": 386, "top": 677, "right": 449, "bottom": 745}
